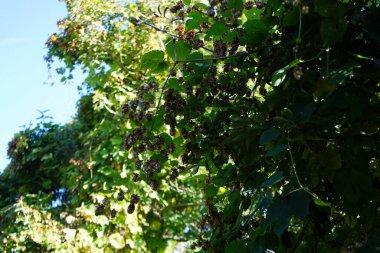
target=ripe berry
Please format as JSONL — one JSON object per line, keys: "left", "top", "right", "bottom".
{"left": 244, "top": 1, "right": 254, "bottom": 9}
{"left": 131, "top": 194, "right": 140, "bottom": 204}
{"left": 110, "top": 209, "right": 117, "bottom": 218}
{"left": 132, "top": 173, "right": 139, "bottom": 182}
{"left": 117, "top": 191, "right": 124, "bottom": 201}
{"left": 95, "top": 204, "right": 105, "bottom": 216}
{"left": 127, "top": 203, "right": 135, "bottom": 214}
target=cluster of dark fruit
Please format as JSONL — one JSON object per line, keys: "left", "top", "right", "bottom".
{"left": 121, "top": 82, "right": 157, "bottom": 123}
{"left": 127, "top": 194, "right": 140, "bottom": 214}
{"left": 95, "top": 197, "right": 117, "bottom": 218}
{"left": 213, "top": 41, "right": 228, "bottom": 57}
{"left": 170, "top": 0, "right": 184, "bottom": 13}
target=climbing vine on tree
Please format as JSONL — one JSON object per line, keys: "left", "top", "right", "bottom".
{"left": 1, "top": 0, "right": 380, "bottom": 252}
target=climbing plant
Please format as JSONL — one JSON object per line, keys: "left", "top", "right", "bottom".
{"left": 1, "top": 0, "right": 380, "bottom": 252}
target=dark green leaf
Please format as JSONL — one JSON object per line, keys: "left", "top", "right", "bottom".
{"left": 266, "top": 144, "right": 287, "bottom": 157}
{"left": 260, "top": 127, "right": 281, "bottom": 146}
{"left": 260, "top": 171, "right": 284, "bottom": 188}
{"left": 320, "top": 18, "right": 347, "bottom": 45}
{"left": 207, "top": 21, "right": 228, "bottom": 37}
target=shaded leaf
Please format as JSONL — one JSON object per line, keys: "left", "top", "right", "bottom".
{"left": 260, "top": 171, "right": 284, "bottom": 188}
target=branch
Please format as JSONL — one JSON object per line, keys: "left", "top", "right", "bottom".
{"left": 174, "top": 52, "right": 248, "bottom": 63}
{"left": 131, "top": 19, "right": 213, "bottom": 53}
{"left": 149, "top": 63, "right": 178, "bottom": 136}
{"left": 164, "top": 202, "right": 202, "bottom": 210}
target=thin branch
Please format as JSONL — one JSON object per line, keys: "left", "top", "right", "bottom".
{"left": 287, "top": 133, "right": 303, "bottom": 189}
{"left": 149, "top": 63, "right": 178, "bottom": 136}
{"left": 287, "top": 133, "right": 321, "bottom": 200}
{"left": 164, "top": 202, "right": 202, "bottom": 210}
{"left": 131, "top": 19, "right": 213, "bottom": 53}
{"left": 297, "top": 7, "right": 302, "bottom": 44}
{"left": 174, "top": 52, "right": 248, "bottom": 63}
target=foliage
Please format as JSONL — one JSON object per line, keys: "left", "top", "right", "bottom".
{"left": 1, "top": 0, "right": 380, "bottom": 252}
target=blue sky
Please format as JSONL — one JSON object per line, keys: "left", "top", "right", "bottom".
{"left": 0, "top": 1, "right": 81, "bottom": 171}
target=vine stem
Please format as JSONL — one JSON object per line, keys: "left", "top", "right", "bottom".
{"left": 287, "top": 133, "right": 303, "bottom": 189}
{"left": 297, "top": 7, "right": 302, "bottom": 44}
{"left": 287, "top": 133, "right": 319, "bottom": 200}
{"left": 149, "top": 63, "right": 178, "bottom": 136}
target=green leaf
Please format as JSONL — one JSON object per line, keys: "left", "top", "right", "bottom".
{"left": 266, "top": 199, "right": 291, "bottom": 237}
{"left": 314, "top": 198, "right": 331, "bottom": 207}
{"left": 141, "top": 50, "right": 166, "bottom": 72}
{"left": 320, "top": 18, "right": 347, "bottom": 45}
{"left": 225, "top": 240, "right": 248, "bottom": 253}
{"left": 186, "top": 11, "right": 206, "bottom": 30}
{"left": 111, "top": 136, "right": 123, "bottom": 145}
{"left": 283, "top": 7, "right": 300, "bottom": 27}
{"left": 183, "top": 0, "right": 191, "bottom": 5}
{"left": 109, "top": 233, "right": 125, "bottom": 249}
{"left": 266, "top": 144, "right": 287, "bottom": 157}
{"left": 272, "top": 68, "right": 287, "bottom": 87}
{"left": 205, "top": 185, "right": 219, "bottom": 197}
{"left": 260, "top": 127, "right": 281, "bottom": 146}
{"left": 165, "top": 40, "right": 192, "bottom": 61}
{"left": 206, "top": 153, "right": 218, "bottom": 173}
{"left": 227, "top": 0, "right": 244, "bottom": 10}
{"left": 243, "top": 19, "right": 270, "bottom": 45}
{"left": 288, "top": 189, "right": 310, "bottom": 220}
{"left": 330, "top": 61, "right": 360, "bottom": 84}
{"left": 314, "top": 0, "right": 345, "bottom": 18}
{"left": 272, "top": 59, "right": 302, "bottom": 86}
{"left": 207, "top": 21, "right": 228, "bottom": 37}
{"left": 260, "top": 171, "right": 284, "bottom": 188}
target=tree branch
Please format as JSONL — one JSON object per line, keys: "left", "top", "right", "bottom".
{"left": 131, "top": 19, "right": 213, "bottom": 53}
{"left": 174, "top": 52, "right": 248, "bottom": 63}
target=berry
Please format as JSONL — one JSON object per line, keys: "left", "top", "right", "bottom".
{"left": 256, "top": 0, "right": 264, "bottom": 9}
{"left": 132, "top": 173, "right": 139, "bottom": 182}
{"left": 244, "top": 1, "right": 254, "bottom": 9}
{"left": 170, "top": 168, "right": 179, "bottom": 181}
{"left": 110, "top": 209, "right": 117, "bottom": 218}
{"left": 127, "top": 203, "right": 135, "bottom": 214}
{"left": 117, "top": 191, "right": 124, "bottom": 201}
{"left": 95, "top": 204, "right": 105, "bottom": 216}
{"left": 131, "top": 194, "right": 140, "bottom": 204}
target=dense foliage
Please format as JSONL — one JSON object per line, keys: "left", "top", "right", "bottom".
{"left": 1, "top": 0, "right": 380, "bottom": 252}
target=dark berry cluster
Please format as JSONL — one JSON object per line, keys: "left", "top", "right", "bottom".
{"left": 244, "top": 1, "right": 254, "bottom": 9}
{"left": 213, "top": 41, "right": 227, "bottom": 57}
{"left": 170, "top": 1, "right": 184, "bottom": 13}
{"left": 126, "top": 194, "right": 140, "bottom": 214}
{"left": 95, "top": 197, "right": 110, "bottom": 216}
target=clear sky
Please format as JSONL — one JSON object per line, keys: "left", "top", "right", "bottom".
{"left": 0, "top": 1, "right": 81, "bottom": 171}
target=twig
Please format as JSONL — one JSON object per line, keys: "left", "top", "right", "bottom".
{"left": 149, "top": 63, "right": 178, "bottom": 136}
{"left": 287, "top": 133, "right": 303, "bottom": 189}
{"left": 174, "top": 52, "right": 248, "bottom": 63}
{"left": 131, "top": 19, "right": 213, "bottom": 53}
{"left": 287, "top": 133, "right": 321, "bottom": 200}
{"left": 297, "top": 7, "right": 302, "bottom": 44}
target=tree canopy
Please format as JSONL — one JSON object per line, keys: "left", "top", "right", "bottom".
{"left": 1, "top": 0, "right": 380, "bottom": 252}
